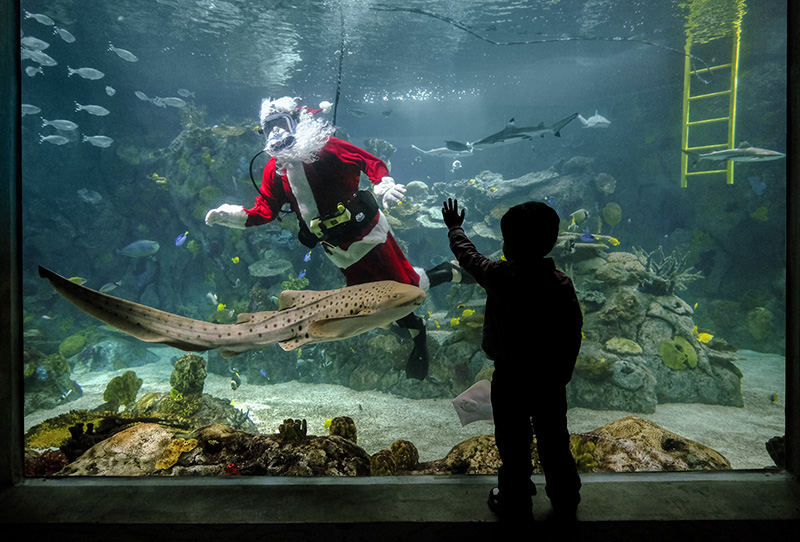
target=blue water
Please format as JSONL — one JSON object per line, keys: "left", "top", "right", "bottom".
{"left": 19, "top": 0, "right": 787, "bottom": 469}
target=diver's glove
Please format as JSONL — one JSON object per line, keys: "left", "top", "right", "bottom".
{"left": 374, "top": 176, "right": 406, "bottom": 210}
{"left": 205, "top": 203, "right": 247, "bottom": 229}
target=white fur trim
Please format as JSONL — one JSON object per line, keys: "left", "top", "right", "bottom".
{"left": 323, "top": 212, "right": 391, "bottom": 269}
{"left": 284, "top": 163, "right": 317, "bottom": 225}
{"left": 413, "top": 266, "right": 430, "bottom": 291}
{"left": 259, "top": 96, "right": 300, "bottom": 126}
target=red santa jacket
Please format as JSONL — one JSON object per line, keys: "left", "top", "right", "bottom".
{"left": 244, "top": 137, "right": 390, "bottom": 227}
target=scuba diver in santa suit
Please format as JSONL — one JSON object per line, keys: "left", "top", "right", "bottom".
{"left": 205, "top": 96, "right": 468, "bottom": 380}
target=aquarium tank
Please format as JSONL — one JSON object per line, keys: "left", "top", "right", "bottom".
{"left": 19, "top": 0, "right": 786, "bottom": 478}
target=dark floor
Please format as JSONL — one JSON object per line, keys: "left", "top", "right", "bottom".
{"left": 1, "top": 471, "right": 799, "bottom": 541}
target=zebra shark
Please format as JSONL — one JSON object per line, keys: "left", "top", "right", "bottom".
{"left": 38, "top": 266, "right": 425, "bottom": 358}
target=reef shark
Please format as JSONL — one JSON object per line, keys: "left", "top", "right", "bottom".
{"left": 445, "top": 112, "right": 578, "bottom": 152}
{"left": 577, "top": 110, "right": 611, "bottom": 128}
{"left": 683, "top": 142, "right": 785, "bottom": 165}
{"left": 39, "top": 266, "right": 426, "bottom": 358}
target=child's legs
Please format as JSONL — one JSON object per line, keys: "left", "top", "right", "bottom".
{"left": 532, "top": 388, "right": 581, "bottom": 507}
{"left": 491, "top": 368, "right": 534, "bottom": 501}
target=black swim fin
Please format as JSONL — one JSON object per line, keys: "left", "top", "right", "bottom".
{"left": 405, "top": 326, "right": 429, "bottom": 380}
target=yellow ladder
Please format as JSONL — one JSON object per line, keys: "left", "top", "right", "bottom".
{"left": 680, "top": 0, "right": 745, "bottom": 188}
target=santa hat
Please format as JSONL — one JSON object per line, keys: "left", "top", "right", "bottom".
{"left": 259, "top": 96, "right": 333, "bottom": 127}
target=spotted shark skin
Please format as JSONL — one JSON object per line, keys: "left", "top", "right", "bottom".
{"left": 38, "top": 266, "right": 426, "bottom": 358}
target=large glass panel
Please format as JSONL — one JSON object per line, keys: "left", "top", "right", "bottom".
{"left": 21, "top": 0, "right": 785, "bottom": 477}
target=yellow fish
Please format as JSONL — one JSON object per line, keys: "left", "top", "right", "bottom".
{"left": 67, "top": 276, "right": 87, "bottom": 285}
{"left": 216, "top": 303, "right": 226, "bottom": 311}
{"left": 770, "top": 393, "right": 779, "bottom": 403}
{"left": 469, "top": 178, "right": 476, "bottom": 184}
{"left": 489, "top": 187, "right": 498, "bottom": 193}
{"left": 231, "top": 256, "right": 240, "bottom": 264}
{"left": 434, "top": 320, "right": 441, "bottom": 329}
{"left": 324, "top": 418, "right": 332, "bottom": 429}
{"left": 606, "top": 237, "right": 620, "bottom": 246}
{"left": 692, "top": 325, "right": 713, "bottom": 343}
{"left": 462, "top": 309, "right": 475, "bottom": 318}
{"left": 450, "top": 317, "right": 461, "bottom": 327}
{"left": 581, "top": 331, "right": 586, "bottom": 339}
{"left": 500, "top": 254, "right": 507, "bottom": 261}
{"left": 297, "top": 348, "right": 302, "bottom": 356}
{"left": 693, "top": 302, "right": 699, "bottom": 310}
{"left": 697, "top": 333, "right": 713, "bottom": 343}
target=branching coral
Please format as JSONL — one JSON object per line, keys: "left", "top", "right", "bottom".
{"left": 632, "top": 245, "right": 703, "bottom": 295}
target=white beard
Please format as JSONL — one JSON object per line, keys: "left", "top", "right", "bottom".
{"left": 266, "top": 110, "right": 335, "bottom": 165}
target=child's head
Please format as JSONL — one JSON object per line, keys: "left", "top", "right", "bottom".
{"left": 501, "top": 201, "right": 560, "bottom": 261}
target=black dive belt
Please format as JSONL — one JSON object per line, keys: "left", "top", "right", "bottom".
{"left": 303, "top": 190, "right": 380, "bottom": 247}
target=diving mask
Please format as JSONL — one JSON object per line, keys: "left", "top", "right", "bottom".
{"left": 261, "top": 112, "right": 298, "bottom": 153}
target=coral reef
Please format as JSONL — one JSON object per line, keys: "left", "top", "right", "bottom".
{"left": 328, "top": 416, "right": 357, "bottom": 443}
{"left": 278, "top": 419, "right": 308, "bottom": 442}
{"left": 632, "top": 245, "right": 704, "bottom": 295}
{"left": 369, "top": 449, "right": 397, "bottom": 476}
{"left": 102, "top": 370, "right": 143, "bottom": 412}
{"left": 390, "top": 439, "right": 420, "bottom": 470}
{"left": 170, "top": 354, "right": 207, "bottom": 396}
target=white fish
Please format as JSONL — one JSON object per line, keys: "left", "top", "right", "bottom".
{"left": 53, "top": 27, "right": 76, "bottom": 43}
{"left": 77, "top": 188, "right": 102, "bottom": 204}
{"left": 177, "top": 88, "right": 195, "bottom": 98}
{"left": 108, "top": 42, "right": 138, "bottom": 62}
{"left": 105, "top": 85, "right": 116, "bottom": 96}
{"left": 75, "top": 102, "right": 110, "bottom": 116}
{"left": 82, "top": 135, "right": 114, "bottom": 148}
{"left": 161, "top": 97, "right": 187, "bottom": 108}
{"left": 25, "top": 49, "right": 57, "bottom": 66}
{"left": 39, "top": 134, "right": 69, "bottom": 145}
{"left": 42, "top": 118, "right": 78, "bottom": 131}
{"left": 207, "top": 292, "right": 218, "bottom": 305}
{"left": 24, "top": 11, "right": 55, "bottom": 26}
{"left": 20, "top": 36, "right": 49, "bottom": 50}
{"left": 134, "top": 90, "right": 149, "bottom": 101}
{"left": 25, "top": 66, "right": 43, "bottom": 77}
{"left": 67, "top": 66, "right": 104, "bottom": 80}
{"left": 22, "top": 104, "right": 41, "bottom": 116}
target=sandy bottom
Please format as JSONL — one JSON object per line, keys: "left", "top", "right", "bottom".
{"left": 24, "top": 349, "right": 785, "bottom": 469}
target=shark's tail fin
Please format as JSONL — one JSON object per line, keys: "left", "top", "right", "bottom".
{"left": 551, "top": 113, "right": 579, "bottom": 137}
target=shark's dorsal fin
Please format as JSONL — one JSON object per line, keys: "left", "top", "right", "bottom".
{"left": 277, "top": 289, "right": 329, "bottom": 310}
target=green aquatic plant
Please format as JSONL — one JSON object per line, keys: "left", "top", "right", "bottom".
{"left": 658, "top": 336, "right": 698, "bottom": 370}
{"left": 186, "top": 239, "right": 202, "bottom": 258}
{"left": 632, "top": 245, "right": 703, "bottom": 295}
{"left": 281, "top": 275, "right": 310, "bottom": 291}
{"left": 602, "top": 202, "right": 622, "bottom": 227}
{"left": 103, "top": 370, "right": 143, "bottom": 412}
{"left": 58, "top": 334, "right": 86, "bottom": 358}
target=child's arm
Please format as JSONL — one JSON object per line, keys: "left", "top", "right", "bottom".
{"left": 442, "top": 198, "right": 499, "bottom": 287}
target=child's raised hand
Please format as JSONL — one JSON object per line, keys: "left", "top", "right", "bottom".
{"left": 442, "top": 198, "right": 465, "bottom": 229}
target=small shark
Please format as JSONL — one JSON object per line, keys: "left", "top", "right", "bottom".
{"left": 683, "top": 142, "right": 786, "bottom": 165}
{"left": 445, "top": 112, "right": 578, "bottom": 151}
{"left": 577, "top": 110, "right": 611, "bottom": 128}
{"left": 39, "top": 266, "right": 426, "bottom": 358}
{"left": 411, "top": 144, "right": 474, "bottom": 158}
